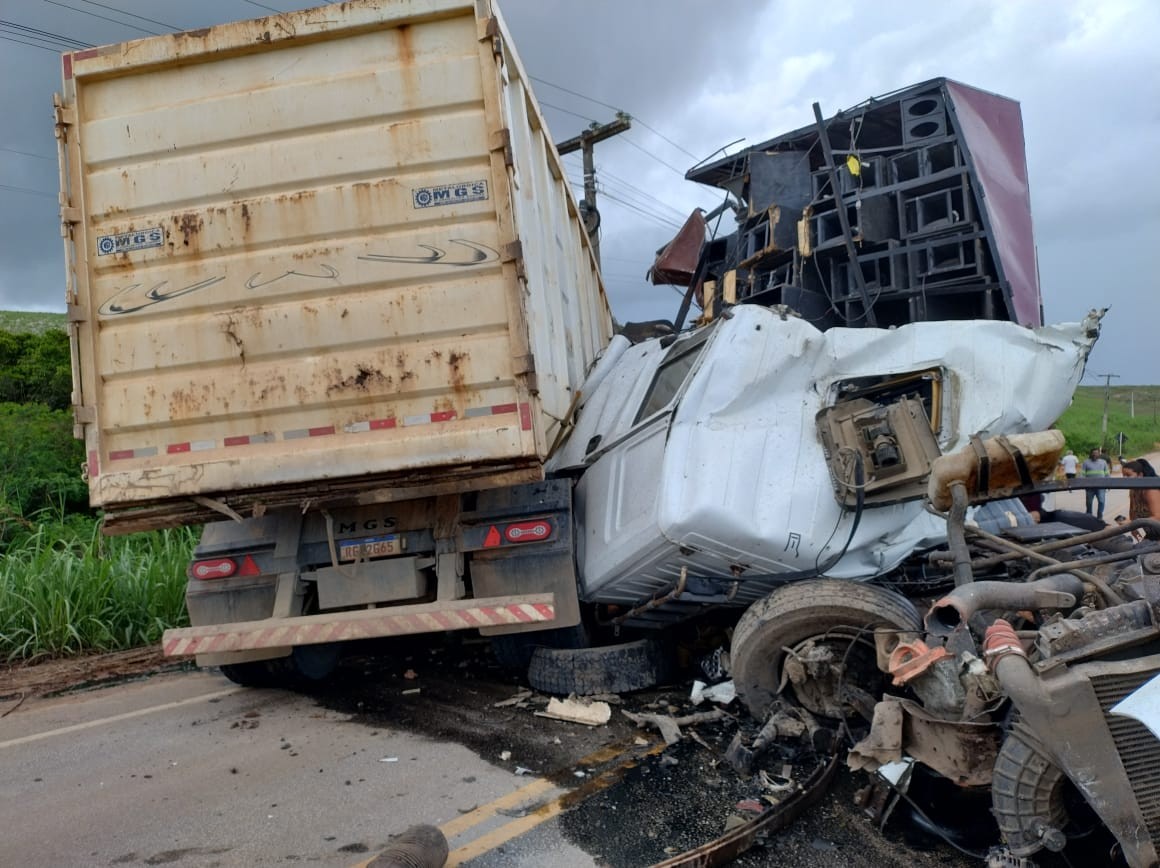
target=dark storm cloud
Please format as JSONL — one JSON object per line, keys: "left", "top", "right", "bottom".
{"left": 1, "top": 0, "right": 1156, "bottom": 382}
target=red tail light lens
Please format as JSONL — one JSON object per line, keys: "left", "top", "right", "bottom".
{"left": 191, "top": 558, "right": 237, "bottom": 580}
{"left": 504, "top": 520, "right": 551, "bottom": 543}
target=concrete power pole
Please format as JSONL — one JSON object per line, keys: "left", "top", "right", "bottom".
{"left": 1094, "top": 372, "right": 1120, "bottom": 451}
{"left": 555, "top": 112, "right": 632, "bottom": 268}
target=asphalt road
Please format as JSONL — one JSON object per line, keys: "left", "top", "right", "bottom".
{"left": 0, "top": 646, "right": 974, "bottom": 868}
{"left": 0, "top": 668, "right": 600, "bottom": 867}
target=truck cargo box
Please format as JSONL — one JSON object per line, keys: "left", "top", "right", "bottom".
{"left": 56, "top": 0, "right": 612, "bottom": 532}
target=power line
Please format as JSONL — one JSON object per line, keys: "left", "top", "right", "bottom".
{"left": 529, "top": 74, "right": 697, "bottom": 160}
{"left": 74, "top": 0, "right": 177, "bottom": 31}
{"left": 540, "top": 101, "right": 598, "bottom": 125}
{"left": 0, "top": 33, "right": 63, "bottom": 52}
{"left": 598, "top": 189, "right": 682, "bottom": 232}
{"left": 0, "top": 183, "right": 57, "bottom": 199}
{"left": 620, "top": 134, "right": 688, "bottom": 178}
{"left": 40, "top": 0, "right": 158, "bottom": 37}
{"left": 243, "top": 0, "right": 285, "bottom": 13}
{"left": 598, "top": 166, "right": 688, "bottom": 222}
{"left": 0, "top": 146, "right": 55, "bottom": 161}
{"left": 0, "top": 19, "right": 90, "bottom": 47}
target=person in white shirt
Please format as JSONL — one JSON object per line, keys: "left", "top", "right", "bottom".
{"left": 1060, "top": 449, "right": 1079, "bottom": 479}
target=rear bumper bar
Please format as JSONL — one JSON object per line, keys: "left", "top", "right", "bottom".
{"left": 162, "top": 593, "right": 555, "bottom": 657}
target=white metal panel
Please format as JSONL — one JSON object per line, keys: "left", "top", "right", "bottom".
{"left": 59, "top": 0, "right": 612, "bottom": 516}
{"left": 572, "top": 307, "right": 1098, "bottom": 602}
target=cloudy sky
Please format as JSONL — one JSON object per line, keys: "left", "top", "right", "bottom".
{"left": 1, "top": 0, "right": 1157, "bottom": 382}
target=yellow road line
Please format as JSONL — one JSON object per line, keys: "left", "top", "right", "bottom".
{"left": 352, "top": 737, "right": 664, "bottom": 868}
{"left": 0, "top": 687, "right": 244, "bottom": 749}
{"left": 445, "top": 741, "right": 667, "bottom": 867}
{"left": 440, "top": 777, "right": 557, "bottom": 839}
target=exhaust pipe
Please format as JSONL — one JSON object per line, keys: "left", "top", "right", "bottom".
{"left": 925, "top": 575, "right": 1084, "bottom": 636}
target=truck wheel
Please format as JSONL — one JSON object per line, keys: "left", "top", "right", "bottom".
{"left": 991, "top": 728, "right": 1070, "bottom": 855}
{"left": 490, "top": 624, "right": 590, "bottom": 670}
{"left": 730, "top": 579, "right": 922, "bottom": 719}
{"left": 220, "top": 644, "right": 342, "bottom": 690}
{"left": 220, "top": 661, "right": 278, "bottom": 688}
{"left": 527, "top": 638, "right": 666, "bottom": 695}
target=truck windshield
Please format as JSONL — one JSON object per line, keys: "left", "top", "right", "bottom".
{"left": 634, "top": 329, "right": 712, "bottom": 424}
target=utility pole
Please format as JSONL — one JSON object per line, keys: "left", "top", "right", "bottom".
{"left": 1093, "top": 372, "right": 1120, "bottom": 451}
{"left": 556, "top": 112, "right": 632, "bottom": 268}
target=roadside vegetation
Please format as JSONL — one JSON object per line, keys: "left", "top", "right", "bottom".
{"left": 0, "top": 314, "right": 192, "bottom": 663}
{"left": 1054, "top": 385, "right": 1160, "bottom": 459}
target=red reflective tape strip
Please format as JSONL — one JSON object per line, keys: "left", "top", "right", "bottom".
{"left": 519, "top": 402, "right": 532, "bottom": 431}
{"left": 224, "top": 435, "right": 250, "bottom": 447}
{"left": 109, "top": 449, "right": 135, "bottom": 461}
{"left": 531, "top": 603, "right": 555, "bottom": 620}
{"left": 74, "top": 47, "right": 98, "bottom": 60}
{"left": 62, "top": 53, "right": 72, "bottom": 80}
{"left": 370, "top": 417, "right": 397, "bottom": 429}
{"left": 491, "top": 403, "right": 517, "bottom": 415}
{"left": 429, "top": 611, "right": 456, "bottom": 631}
{"left": 163, "top": 601, "right": 556, "bottom": 656}
{"left": 167, "top": 443, "right": 191, "bottom": 454}
{"left": 308, "top": 426, "right": 335, "bottom": 437}
{"left": 430, "top": 411, "right": 457, "bottom": 423}
{"left": 87, "top": 450, "right": 99, "bottom": 477}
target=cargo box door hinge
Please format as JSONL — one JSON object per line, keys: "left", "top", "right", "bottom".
{"left": 490, "top": 128, "right": 514, "bottom": 168}
{"left": 502, "top": 240, "right": 527, "bottom": 281}
{"left": 73, "top": 405, "right": 95, "bottom": 424}
{"left": 480, "top": 16, "right": 503, "bottom": 57}
{"left": 53, "top": 102, "right": 77, "bottom": 131}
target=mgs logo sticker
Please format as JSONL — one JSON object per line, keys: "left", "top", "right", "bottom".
{"left": 412, "top": 180, "right": 489, "bottom": 209}
{"left": 97, "top": 227, "right": 164, "bottom": 256}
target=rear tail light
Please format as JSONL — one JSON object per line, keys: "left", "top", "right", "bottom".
{"left": 504, "top": 520, "right": 552, "bottom": 543}
{"left": 190, "top": 554, "right": 262, "bottom": 580}
{"left": 481, "top": 519, "right": 554, "bottom": 548}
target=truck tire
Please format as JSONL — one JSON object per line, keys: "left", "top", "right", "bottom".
{"left": 490, "top": 623, "right": 590, "bottom": 670}
{"left": 220, "top": 661, "right": 278, "bottom": 688}
{"left": 220, "top": 643, "right": 342, "bottom": 690}
{"left": 527, "top": 638, "right": 665, "bottom": 695}
{"left": 731, "top": 579, "right": 922, "bottom": 719}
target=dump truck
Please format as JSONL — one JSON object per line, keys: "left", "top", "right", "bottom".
{"left": 56, "top": 0, "right": 613, "bottom": 681}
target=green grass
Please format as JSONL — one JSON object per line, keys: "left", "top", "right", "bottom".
{"left": 1055, "top": 385, "right": 1160, "bottom": 458}
{"left": 0, "top": 514, "right": 193, "bottom": 662}
{"left": 0, "top": 310, "right": 66, "bottom": 335}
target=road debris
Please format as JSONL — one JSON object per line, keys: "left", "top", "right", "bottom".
{"left": 622, "top": 708, "right": 728, "bottom": 745}
{"left": 493, "top": 690, "right": 534, "bottom": 708}
{"left": 690, "top": 680, "right": 736, "bottom": 706}
{"left": 534, "top": 696, "right": 612, "bottom": 726}
{"left": 368, "top": 823, "right": 448, "bottom": 868}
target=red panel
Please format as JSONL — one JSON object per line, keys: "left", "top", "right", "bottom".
{"left": 946, "top": 81, "right": 1042, "bottom": 327}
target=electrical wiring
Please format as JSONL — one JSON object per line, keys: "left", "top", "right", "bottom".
{"left": 72, "top": 0, "right": 177, "bottom": 31}
{"left": 621, "top": 134, "right": 688, "bottom": 178}
{"left": 539, "top": 100, "right": 598, "bottom": 125}
{"left": 0, "top": 19, "right": 90, "bottom": 47}
{"left": 40, "top": 0, "right": 159, "bottom": 36}
{"left": 242, "top": 0, "right": 285, "bottom": 13}
{"left": 0, "top": 33, "right": 64, "bottom": 52}
{"left": 529, "top": 74, "right": 698, "bottom": 160}
{"left": 0, "top": 146, "right": 54, "bottom": 161}
{"left": 597, "top": 190, "right": 683, "bottom": 232}
{"left": 0, "top": 183, "right": 57, "bottom": 199}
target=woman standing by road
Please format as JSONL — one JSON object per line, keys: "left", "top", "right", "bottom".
{"left": 1121, "top": 458, "right": 1160, "bottom": 541}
